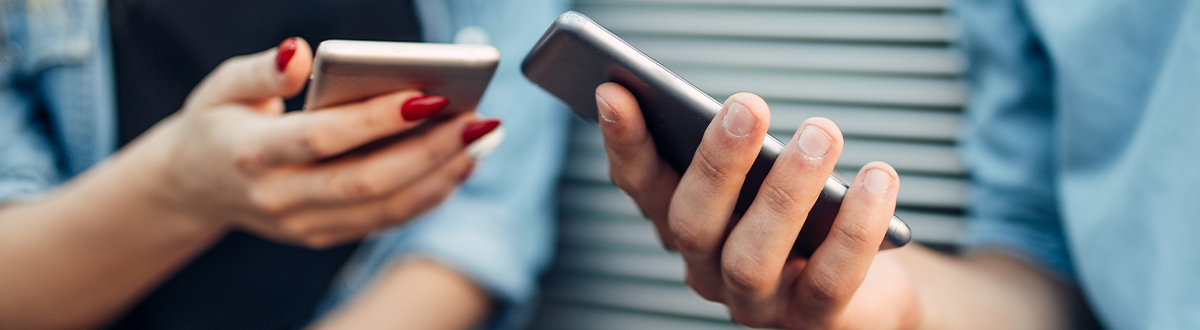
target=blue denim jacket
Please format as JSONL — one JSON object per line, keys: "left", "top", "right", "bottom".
{"left": 0, "top": 0, "right": 569, "bottom": 329}
{"left": 958, "top": 0, "right": 1200, "bottom": 328}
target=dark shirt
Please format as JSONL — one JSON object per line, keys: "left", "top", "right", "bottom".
{"left": 106, "top": 1, "right": 421, "bottom": 329}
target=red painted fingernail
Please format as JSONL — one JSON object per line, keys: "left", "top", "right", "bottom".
{"left": 275, "top": 37, "right": 298, "bottom": 72}
{"left": 462, "top": 119, "right": 501, "bottom": 145}
{"left": 400, "top": 95, "right": 450, "bottom": 121}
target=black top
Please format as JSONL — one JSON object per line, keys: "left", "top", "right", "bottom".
{"left": 106, "top": 1, "right": 421, "bottom": 329}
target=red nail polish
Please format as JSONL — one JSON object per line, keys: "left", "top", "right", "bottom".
{"left": 462, "top": 119, "right": 501, "bottom": 145}
{"left": 400, "top": 95, "right": 450, "bottom": 121}
{"left": 276, "top": 37, "right": 298, "bottom": 72}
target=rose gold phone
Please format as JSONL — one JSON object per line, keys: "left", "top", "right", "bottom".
{"left": 303, "top": 40, "right": 500, "bottom": 114}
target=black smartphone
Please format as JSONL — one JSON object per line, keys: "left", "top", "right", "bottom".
{"left": 521, "top": 11, "right": 910, "bottom": 257}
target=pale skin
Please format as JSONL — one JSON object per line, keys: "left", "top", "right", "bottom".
{"left": 594, "top": 82, "right": 1098, "bottom": 330}
{"left": 311, "top": 260, "right": 493, "bottom": 330}
{"left": 0, "top": 38, "right": 491, "bottom": 329}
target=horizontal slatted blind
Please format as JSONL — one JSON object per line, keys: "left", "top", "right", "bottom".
{"left": 532, "top": 1, "right": 965, "bottom": 328}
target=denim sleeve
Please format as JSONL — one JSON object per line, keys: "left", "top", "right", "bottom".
{"left": 0, "top": 83, "right": 62, "bottom": 203}
{"left": 312, "top": 1, "right": 571, "bottom": 329}
{"left": 956, "top": 0, "right": 1075, "bottom": 281}
{"left": 0, "top": 4, "right": 64, "bottom": 203}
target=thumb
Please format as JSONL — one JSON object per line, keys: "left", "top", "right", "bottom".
{"left": 183, "top": 37, "right": 314, "bottom": 112}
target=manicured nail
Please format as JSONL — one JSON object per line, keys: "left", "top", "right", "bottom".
{"left": 466, "top": 127, "right": 505, "bottom": 160}
{"left": 462, "top": 119, "right": 501, "bottom": 145}
{"left": 596, "top": 92, "right": 618, "bottom": 123}
{"left": 796, "top": 125, "right": 832, "bottom": 163}
{"left": 862, "top": 168, "right": 892, "bottom": 194}
{"left": 401, "top": 95, "right": 450, "bottom": 121}
{"left": 722, "top": 101, "right": 757, "bottom": 138}
{"left": 275, "top": 37, "right": 298, "bottom": 73}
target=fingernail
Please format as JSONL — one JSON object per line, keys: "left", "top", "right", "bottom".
{"left": 466, "top": 127, "right": 505, "bottom": 160}
{"left": 796, "top": 125, "right": 832, "bottom": 162}
{"left": 275, "top": 37, "right": 298, "bottom": 73}
{"left": 722, "top": 101, "right": 757, "bottom": 138}
{"left": 862, "top": 169, "right": 892, "bottom": 194}
{"left": 462, "top": 119, "right": 501, "bottom": 145}
{"left": 401, "top": 95, "right": 450, "bottom": 121}
{"left": 596, "top": 93, "right": 618, "bottom": 123}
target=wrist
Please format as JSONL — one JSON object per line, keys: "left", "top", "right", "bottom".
{"left": 112, "top": 116, "right": 230, "bottom": 236}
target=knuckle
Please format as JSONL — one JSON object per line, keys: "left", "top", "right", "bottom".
{"left": 248, "top": 189, "right": 289, "bottom": 216}
{"left": 420, "top": 140, "right": 451, "bottom": 165}
{"left": 667, "top": 217, "right": 709, "bottom": 255}
{"left": 609, "top": 166, "right": 653, "bottom": 199}
{"left": 604, "top": 139, "right": 644, "bottom": 164}
{"left": 691, "top": 148, "right": 736, "bottom": 185}
{"left": 297, "top": 119, "right": 337, "bottom": 158}
{"left": 341, "top": 173, "right": 386, "bottom": 200}
{"left": 804, "top": 271, "right": 850, "bottom": 304}
{"left": 833, "top": 218, "right": 876, "bottom": 249}
{"left": 722, "top": 256, "right": 769, "bottom": 295}
{"left": 757, "top": 181, "right": 806, "bottom": 215}
{"left": 233, "top": 147, "right": 266, "bottom": 172}
{"left": 685, "top": 272, "right": 725, "bottom": 303}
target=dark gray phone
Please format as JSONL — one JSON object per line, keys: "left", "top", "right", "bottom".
{"left": 522, "top": 11, "right": 910, "bottom": 257}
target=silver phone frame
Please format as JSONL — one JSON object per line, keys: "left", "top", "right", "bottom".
{"left": 304, "top": 40, "right": 500, "bottom": 114}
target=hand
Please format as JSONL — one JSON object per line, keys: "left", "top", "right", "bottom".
{"left": 128, "top": 37, "right": 501, "bottom": 248}
{"left": 595, "top": 82, "right": 921, "bottom": 329}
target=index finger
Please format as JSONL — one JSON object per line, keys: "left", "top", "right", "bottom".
{"left": 595, "top": 83, "right": 681, "bottom": 248}
{"left": 250, "top": 89, "right": 443, "bottom": 167}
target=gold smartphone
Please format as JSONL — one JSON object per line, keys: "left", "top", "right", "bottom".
{"left": 303, "top": 39, "right": 500, "bottom": 115}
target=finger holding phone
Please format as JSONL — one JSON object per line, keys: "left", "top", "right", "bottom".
{"left": 160, "top": 37, "right": 503, "bottom": 247}
{"left": 596, "top": 83, "right": 920, "bottom": 329}
{"left": 0, "top": 37, "right": 503, "bottom": 328}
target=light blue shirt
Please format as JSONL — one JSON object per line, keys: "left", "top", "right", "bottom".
{"left": 0, "top": 1, "right": 569, "bottom": 329}
{"left": 957, "top": 0, "right": 1200, "bottom": 328}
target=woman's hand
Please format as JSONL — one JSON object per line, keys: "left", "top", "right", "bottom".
{"left": 594, "top": 82, "right": 921, "bottom": 329}
{"left": 132, "top": 38, "right": 499, "bottom": 248}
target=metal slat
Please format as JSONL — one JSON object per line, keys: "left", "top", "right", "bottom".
{"left": 559, "top": 215, "right": 665, "bottom": 251}
{"left": 673, "top": 66, "right": 966, "bottom": 108}
{"left": 579, "top": 5, "right": 956, "bottom": 42}
{"left": 553, "top": 246, "right": 683, "bottom": 282}
{"left": 541, "top": 275, "right": 731, "bottom": 321}
{"left": 532, "top": 304, "right": 743, "bottom": 330}
{"left": 624, "top": 36, "right": 964, "bottom": 75}
{"left": 768, "top": 103, "right": 961, "bottom": 142}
